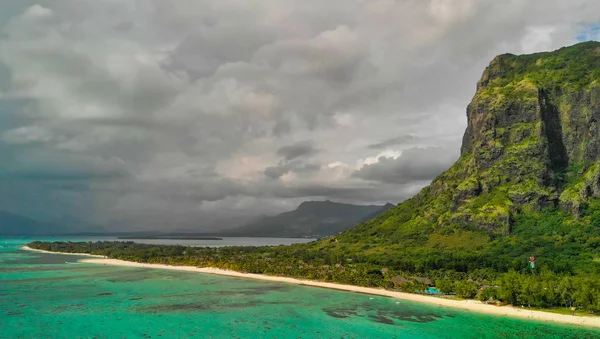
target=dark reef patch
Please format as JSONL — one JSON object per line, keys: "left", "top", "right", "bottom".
{"left": 105, "top": 273, "right": 157, "bottom": 283}
{"left": 5, "top": 310, "right": 24, "bottom": 316}
{"left": 322, "top": 304, "right": 444, "bottom": 325}
{"left": 322, "top": 307, "right": 359, "bottom": 319}
{"left": 136, "top": 300, "right": 293, "bottom": 314}
{"left": 49, "top": 303, "right": 86, "bottom": 313}
{"left": 211, "top": 284, "right": 293, "bottom": 297}
{"left": 0, "top": 275, "right": 81, "bottom": 284}
{"left": 368, "top": 314, "right": 395, "bottom": 325}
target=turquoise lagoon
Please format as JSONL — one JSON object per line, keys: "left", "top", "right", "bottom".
{"left": 1, "top": 238, "right": 599, "bottom": 339}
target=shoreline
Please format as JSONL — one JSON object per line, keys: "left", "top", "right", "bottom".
{"left": 20, "top": 247, "right": 600, "bottom": 328}
{"left": 20, "top": 246, "right": 107, "bottom": 258}
{"left": 79, "top": 258, "right": 599, "bottom": 328}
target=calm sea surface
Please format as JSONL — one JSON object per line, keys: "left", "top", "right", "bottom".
{"left": 1, "top": 238, "right": 599, "bottom": 339}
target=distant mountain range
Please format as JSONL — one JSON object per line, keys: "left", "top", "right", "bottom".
{"left": 0, "top": 211, "right": 104, "bottom": 236}
{"left": 0, "top": 201, "right": 394, "bottom": 238}
{"left": 222, "top": 201, "right": 395, "bottom": 238}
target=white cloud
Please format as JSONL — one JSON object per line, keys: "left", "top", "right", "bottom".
{"left": 22, "top": 5, "right": 53, "bottom": 20}
{"left": 520, "top": 26, "right": 557, "bottom": 53}
{"left": 427, "top": 0, "right": 476, "bottom": 24}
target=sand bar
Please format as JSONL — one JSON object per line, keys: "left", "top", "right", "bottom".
{"left": 21, "top": 246, "right": 107, "bottom": 258}
{"left": 62, "top": 257, "right": 600, "bottom": 328}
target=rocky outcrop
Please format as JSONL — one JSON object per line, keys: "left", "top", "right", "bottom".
{"left": 391, "top": 42, "right": 600, "bottom": 235}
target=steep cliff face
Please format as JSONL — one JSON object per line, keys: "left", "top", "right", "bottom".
{"left": 459, "top": 42, "right": 600, "bottom": 229}
{"left": 347, "top": 42, "right": 600, "bottom": 239}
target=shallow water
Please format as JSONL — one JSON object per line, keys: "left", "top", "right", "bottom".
{"left": 1, "top": 238, "right": 599, "bottom": 339}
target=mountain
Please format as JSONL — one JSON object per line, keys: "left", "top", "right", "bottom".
{"left": 359, "top": 203, "right": 395, "bottom": 223}
{"left": 0, "top": 211, "right": 63, "bottom": 235}
{"left": 224, "top": 201, "right": 393, "bottom": 238}
{"left": 0, "top": 211, "right": 104, "bottom": 235}
{"left": 315, "top": 41, "right": 600, "bottom": 274}
{"left": 52, "top": 215, "right": 107, "bottom": 234}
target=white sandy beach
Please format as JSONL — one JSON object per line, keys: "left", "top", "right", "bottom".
{"left": 62, "top": 256, "right": 600, "bottom": 328}
{"left": 18, "top": 246, "right": 600, "bottom": 328}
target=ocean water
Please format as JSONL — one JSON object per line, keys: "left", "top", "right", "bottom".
{"left": 5, "top": 235, "right": 316, "bottom": 247}
{"left": 1, "top": 239, "right": 599, "bottom": 339}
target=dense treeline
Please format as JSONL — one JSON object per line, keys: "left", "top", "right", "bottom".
{"left": 336, "top": 203, "right": 600, "bottom": 276}
{"left": 28, "top": 202, "right": 600, "bottom": 315}
{"left": 29, "top": 239, "right": 600, "bottom": 313}
{"left": 29, "top": 241, "right": 392, "bottom": 287}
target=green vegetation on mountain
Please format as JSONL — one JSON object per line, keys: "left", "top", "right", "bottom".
{"left": 303, "top": 41, "right": 600, "bottom": 277}
{"left": 29, "top": 42, "right": 600, "bottom": 313}
{"left": 223, "top": 201, "right": 394, "bottom": 238}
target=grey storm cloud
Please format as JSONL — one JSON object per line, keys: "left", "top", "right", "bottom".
{"left": 264, "top": 162, "right": 321, "bottom": 179}
{"left": 368, "top": 135, "right": 418, "bottom": 150}
{"left": 276, "top": 142, "right": 320, "bottom": 161}
{"left": 0, "top": 0, "right": 599, "bottom": 231}
{"left": 353, "top": 146, "right": 460, "bottom": 184}
{"left": 266, "top": 142, "right": 320, "bottom": 179}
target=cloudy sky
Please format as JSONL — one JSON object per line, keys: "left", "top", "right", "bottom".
{"left": 1, "top": 1, "right": 599, "bottom": 231}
